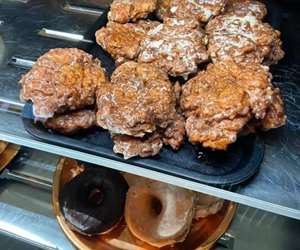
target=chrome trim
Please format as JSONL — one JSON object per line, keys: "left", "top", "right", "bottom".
{"left": 38, "top": 28, "right": 93, "bottom": 43}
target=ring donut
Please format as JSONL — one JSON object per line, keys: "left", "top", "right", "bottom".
{"left": 125, "top": 181, "right": 195, "bottom": 247}
{"left": 59, "top": 167, "right": 128, "bottom": 236}
{"left": 194, "top": 193, "right": 224, "bottom": 219}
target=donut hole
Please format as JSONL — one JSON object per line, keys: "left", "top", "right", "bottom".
{"left": 150, "top": 196, "right": 162, "bottom": 216}
{"left": 87, "top": 186, "right": 104, "bottom": 206}
{"left": 81, "top": 183, "right": 105, "bottom": 207}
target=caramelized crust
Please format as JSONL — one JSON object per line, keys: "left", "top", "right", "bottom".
{"left": 225, "top": 0, "right": 267, "bottom": 20}
{"left": 20, "top": 48, "right": 106, "bottom": 119}
{"left": 261, "top": 88, "right": 286, "bottom": 130}
{"left": 139, "top": 18, "right": 208, "bottom": 78}
{"left": 162, "top": 113, "right": 185, "bottom": 150}
{"left": 96, "top": 62, "right": 177, "bottom": 137}
{"left": 108, "top": 0, "right": 157, "bottom": 23}
{"left": 112, "top": 132, "right": 163, "bottom": 159}
{"left": 95, "top": 21, "right": 160, "bottom": 65}
{"left": 207, "top": 13, "right": 284, "bottom": 65}
{"left": 44, "top": 110, "right": 96, "bottom": 134}
{"left": 181, "top": 60, "right": 286, "bottom": 150}
{"left": 157, "top": 0, "right": 227, "bottom": 23}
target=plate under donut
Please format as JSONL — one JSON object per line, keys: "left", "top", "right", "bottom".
{"left": 52, "top": 158, "right": 237, "bottom": 250}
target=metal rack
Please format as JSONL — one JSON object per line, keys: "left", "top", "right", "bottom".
{"left": 0, "top": 0, "right": 300, "bottom": 249}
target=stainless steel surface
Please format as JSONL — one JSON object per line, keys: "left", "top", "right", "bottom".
{"left": 0, "top": 0, "right": 102, "bottom": 103}
{"left": 38, "top": 28, "right": 94, "bottom": 43}
{"left": 0, "top": 148, "right": 300, "bottom": 250}
{"left": 9, "top": 57, "right": 35, "bottom": 69}
{"left": 0, "top": 0, "right": 300, "bottom": 221}
{"left": 1, "top": 148, "right": 58, "bottom": 190}
{"left": 0, "top": 234, "right": 43, "bottom": 250}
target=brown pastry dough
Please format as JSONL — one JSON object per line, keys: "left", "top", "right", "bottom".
{"left": 181, "top": 61, "right": 251, "bottom": 150}
{"left": 225, "top": 0, "right": 267, "bottom": 20}
{"left": 112, "top": 132, "right": 163, "bottom": 159}
{"left": 181, "top": 60, "right": 285, "bottom": 150}
{"left": 162, "top": 113, "right": 185, "bottom": 150}
{"left": 206, "top": 13, "right": 284, "bottom": 65}
{"left": 157, "top": 0, "right": 227, "bottom": 23}
{"left": 20, "top": 48, "right": 106, "bottom": 119}
{"left": 261, "top": 88, "right": 286, "bottom": 130}
{"left": 108, "top": 0, "right": 157, "bottom": 23}
{"left": 139, "top": 18, "right": 208, "bottom": 78}
{"left": 97, "top": 62, "right": 185, "bottom": 158}
{"left": 44, "top": 110, "right": 96, "bottom": 134}
{"left": 95, "top": 20, "right": 160, "bottom": 65}
{"left": 96, "top": 61, "right": 177, "bottom": 137}
{"left": 125, "top": 181, "right": 195, "bottom": 247}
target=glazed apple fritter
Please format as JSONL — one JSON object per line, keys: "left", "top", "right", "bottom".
{"left": 20, "top": 48, "right": 106, "bottom": 119}
{"left": 112, "top": 132, "right": 163, "bottom": 159}
{"left": 95, "top": 20, "right": 160, "bottom": 65}
{"left": 96, "top": 61, "right": 185, "bottom": 158}
{"left": 225, "top": 0, "right": 267, "bottom": 20}
{"left": 44, "top": 110, "right": 96, "bottom": 135}
{"left": 138, "top": 18, "right": 208, "bottom": 78}
{"left": 97, "top": 61, "right": 177, "bottom": 137}
{"left": 162, "top": 113, "right": 185, "bottom": 150}
{"left": 108, "top": 0, "right": 157, "bottom": 23}
{"left": 180, "top": 60, "right": 285, "bottom": 150}
{"left": 261, "top": 88, "right": 286, "bottom": 130}
{"left": 157, "top": 0, "right": 227, "bottom": 23}
{"left": 206, "top": 12, "right": 284, "bottom": 65}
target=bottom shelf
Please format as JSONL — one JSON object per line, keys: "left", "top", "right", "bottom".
{"left": 0, "top": 149, "right": 300, "bottom": 250}
{"left": 0, "top": 180, "right": 299, "bottom": 250}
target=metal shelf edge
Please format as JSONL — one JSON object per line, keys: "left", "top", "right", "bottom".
{"left": 0, "top": 131, "right": 299, "bottom": 220}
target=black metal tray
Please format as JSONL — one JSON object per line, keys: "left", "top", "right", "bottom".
{"left": 20, "top": 6, "right": 283, "bottom": 186}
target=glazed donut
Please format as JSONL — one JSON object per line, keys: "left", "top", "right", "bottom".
{"left": 59, "top": 167, "right": 128, "bottom": 236}
{"left": 194, "top": 193, "right": 224, "bottom": 219}
{"left": 125, "top": 181, "right": 195, "bottom": 247}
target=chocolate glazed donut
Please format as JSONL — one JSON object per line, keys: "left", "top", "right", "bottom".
{"left": 59, "top": 168, "right": 128, "bottom": 236}
{"left": 125, "top": 181, "right": 195, "bottom": 247}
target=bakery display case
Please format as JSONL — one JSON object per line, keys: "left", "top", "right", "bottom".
{"left": 0, "top": 0, "right": 300, "bottom": 249}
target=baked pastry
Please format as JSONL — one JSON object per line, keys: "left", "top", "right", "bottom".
{"left": 243, "top": 88, "right": 286, "bottom": 133}
{"left": 112, "top": 132, "right": 163, "bottom": 159}
{"left": 44, "top": 110, "right": 96, "bottom": 134}
{"left": 112, "top": 114, "right": 185, "bottom": 159}
{"left": 206, "top": 12, "right": 284, "bottom": 65}
{"left": 20, "top": 48, "right": 106, "bottom": 119}
{"left": 162, "top": 113, "right": 186, "bottom": 150}
{"left": 225, "top": 0, "right": 267, "bottom": 20}
{"left": 156, "top": 0, "right": 227, "bottom": 23}
{"left": 108, "top": 0, "right": 157, "bottom": 23}
{"left": 125, "top": 180, "right": 195, "bottom": 247}
{"left": 97, "top": 62, "right": 185, "bottom": 158}
{"left": 180, "top": 60, "right": 285, "bottom": 150}
{"left": 95, "top": 20, "right": 160, "bottom": 65}
{"left": 60, "top": 167, "right": 128, "bottom": 236}
{"left": 96, "top": 61, "right": 177, "bottom": 137}
{"left": 260, "top": 88, "right": 286, "bottom": 130}
{"left": 138, "top": 18, "right": 208, "bottom": 78}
